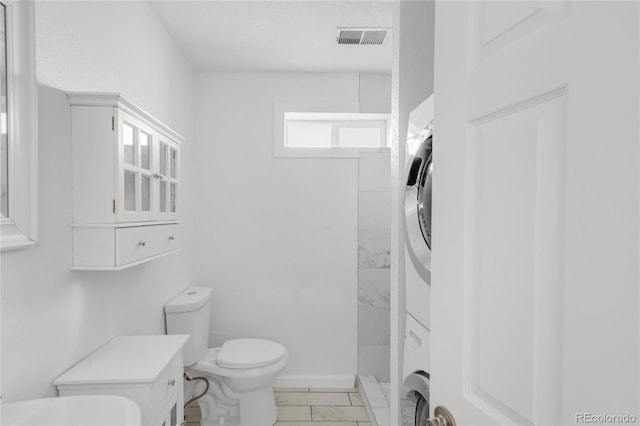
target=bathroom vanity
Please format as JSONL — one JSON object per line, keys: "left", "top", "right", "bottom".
{"left": 54, "top": 335, "right": 189, "bottom": 426}
{"left": 68, "top": 92, "right": 184, "bottom": 270}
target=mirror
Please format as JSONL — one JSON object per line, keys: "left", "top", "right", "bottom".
{"left": 0, "top": 0, "right": 38, "bottom": 251}
{"left": 1, "top": 3, "right": 7, "bottom": 217}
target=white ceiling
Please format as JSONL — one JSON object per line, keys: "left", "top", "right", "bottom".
{"left": 149, "top": 1, "right": 393, "bottom": 73}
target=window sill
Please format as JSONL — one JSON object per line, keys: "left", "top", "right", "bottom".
{"left": 274, "top": 146, "right": 390, "bottom": 159}
{"left": 1, "top": 219, "right": 38, "bottom": 251}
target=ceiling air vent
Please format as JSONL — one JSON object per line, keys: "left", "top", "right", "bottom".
{"left": 336, "top": 27, "right": 389, "bottom": 46}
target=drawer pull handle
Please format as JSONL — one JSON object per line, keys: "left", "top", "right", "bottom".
{"left": 137, "top": 240, "right": 147, "bottom": 247}
{"left": 168, "top": 236, "right": 175, "bottom": 241}
{"left": 168, "top": 379, "right": 176, "bottom": 386}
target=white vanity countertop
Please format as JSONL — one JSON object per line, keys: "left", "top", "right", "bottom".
{"left": 54, "top": 335, "right": 189, "bottom": 385}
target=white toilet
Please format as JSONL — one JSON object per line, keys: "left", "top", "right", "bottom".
{"left": 165, "top": 286, "right": 288, "bottom": 426}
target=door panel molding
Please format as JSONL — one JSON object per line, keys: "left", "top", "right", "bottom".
{"left": 468, "top": 1, "right": 569, "bottom": 68}
{"left": 462, "top": 93, "right": 566, "bottom": 425}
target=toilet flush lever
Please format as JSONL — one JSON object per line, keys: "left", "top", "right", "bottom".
{"left": 168, "top": 379, "right": 176, "bottom": 386}
{"left": 138, "top": 240, "right": 146, "bottom": 247}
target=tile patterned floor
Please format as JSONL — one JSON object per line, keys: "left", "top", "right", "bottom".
{"left": 184, "top": 387, "right": 372, "bottom": 426}
{"left": 358, "top": 376, "right": 390, "bottom": 426}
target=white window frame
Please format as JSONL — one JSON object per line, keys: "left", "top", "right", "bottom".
{"left": 1, "top": 0, "right": 38, "bottom": 251}
{"left": 274, "top": 106, "right": 390, "bottom": 158}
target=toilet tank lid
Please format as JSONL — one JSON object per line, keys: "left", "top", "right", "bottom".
{"left": 165, "top": 287, "right": 212, "bottom": 314}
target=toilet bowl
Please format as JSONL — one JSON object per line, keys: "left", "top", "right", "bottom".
{"left": 165, "top": 287, "right": 288, "bottom": 426}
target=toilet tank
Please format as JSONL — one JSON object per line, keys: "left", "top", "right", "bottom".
{"left": 165, "top": 286, "right": 212, "bottom": 366}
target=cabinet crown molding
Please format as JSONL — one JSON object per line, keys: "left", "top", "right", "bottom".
{"left": 66, "top": 92, "right": 186, "bottom": 144}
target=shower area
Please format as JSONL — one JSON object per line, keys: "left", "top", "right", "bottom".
{"left": 357, "top": 151, "right": 392, "bottom": 425}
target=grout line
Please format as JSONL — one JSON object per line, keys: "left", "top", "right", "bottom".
{"left": 308, "top": 404, "right": 367, "bottom": 407}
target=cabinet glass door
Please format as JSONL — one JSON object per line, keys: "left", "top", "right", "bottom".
{"left": 156, "top": 135, "right": 179, "bottom": 219}
{"left": 139, "top": 131, "right": 152, "bottom": 212}
{"left": 123, "top": 122, "right": 136, "bottom": 212}
{"left": 119, "top": 113, "right": 154, "bottom": 221}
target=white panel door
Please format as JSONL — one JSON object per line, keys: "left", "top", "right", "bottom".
{"left": 431, "top": 2, "right": 638, "bottom": 425}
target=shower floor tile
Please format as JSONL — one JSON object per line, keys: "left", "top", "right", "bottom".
{"left": 358, "top": 376, "right": 391, "bottom": 426}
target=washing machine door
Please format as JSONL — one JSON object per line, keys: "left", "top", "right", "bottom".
{"left": 401, "top": 372, "right": 430, "bottom": 426}
{"left": 404, "top": 135, "right": 433, "bottom": 282}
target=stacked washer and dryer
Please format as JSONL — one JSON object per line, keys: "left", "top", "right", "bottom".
{"left": 401, "top": 95, "right": 434, "bottom": 426}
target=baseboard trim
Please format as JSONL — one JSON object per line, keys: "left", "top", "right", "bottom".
{"left": 274, "top": 375, "right": 356, "bottom": 389}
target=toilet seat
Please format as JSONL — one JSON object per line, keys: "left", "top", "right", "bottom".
{"left": 189, "top": 346, "right": 288, "bottom": 379}
{"left": 217, "top": 339, "right": 286, "bottom": 369}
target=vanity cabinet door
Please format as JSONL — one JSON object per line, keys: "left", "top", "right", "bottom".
{"left": 159, "top": 402, "right": 179, "bottom": 426}
{"left": 168, "top": 401, "right": 179, "bottom": 426}
{"left": 150, "top": 352, "right": 184, "bottom": 426}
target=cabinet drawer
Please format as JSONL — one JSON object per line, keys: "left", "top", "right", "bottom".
{"left": 156, "top": 223, "right": 181, "bottom": 255}
{"left": 116, "top": 224, "right": 180, "bottom": 266}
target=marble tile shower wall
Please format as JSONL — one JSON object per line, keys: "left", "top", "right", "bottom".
{"left": 358, "top": 152, "right": 391, "bottom": 382}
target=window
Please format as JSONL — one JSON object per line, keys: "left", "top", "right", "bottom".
{"left": 274, "top": 110, "right": 390, "bottom": 158}
{"left": 285, "top": 113, "right": 388, "bottom": 149}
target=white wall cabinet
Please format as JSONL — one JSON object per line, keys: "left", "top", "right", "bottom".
{"left": 69, "top": 93, "right": 185, "bottom": 270}
{"left": 55, "top": 335, "right": 189, "bottom": 426}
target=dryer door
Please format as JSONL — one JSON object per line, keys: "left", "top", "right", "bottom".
{"left": 417, "top": 150, "right": 433, "bottom": 249}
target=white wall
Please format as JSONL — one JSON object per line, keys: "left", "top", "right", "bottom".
{"left": 194, "top": 72, "right": 389, "bottom": 386}
{"left": 390, "top": 0, "right": 435, "bottom": 423}
{"left": 1, "top": 0, "right": 392, "bottom": 396}
{"left": 358, "top": 152, "right": 391, "bottom": 382}
{"left": 1, "top": 1, "right": 195, "bottom": 401}
{"left": 359, "top": 74, "right": 393, "bottom": 114}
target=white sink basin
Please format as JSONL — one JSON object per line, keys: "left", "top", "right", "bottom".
{"left": 1, "top": 395, "right": 141, "bottom": 426}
